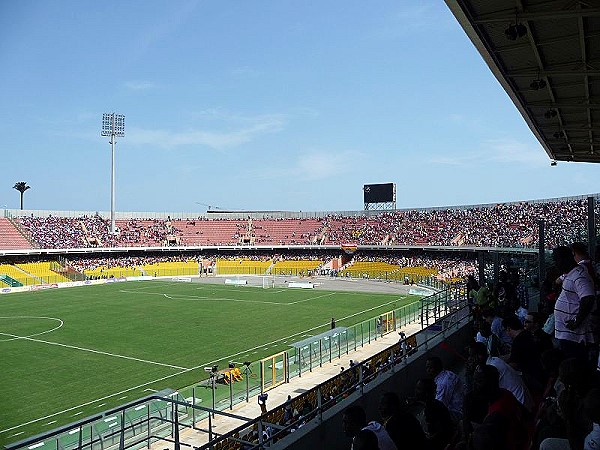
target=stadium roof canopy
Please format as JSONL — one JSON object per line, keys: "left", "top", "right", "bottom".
{"left": 446, "top": 0, "right": 600, "bottom": 163}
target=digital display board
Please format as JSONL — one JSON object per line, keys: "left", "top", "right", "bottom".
{"left": 363, "top": 183, "right": 395, "bottom": 203}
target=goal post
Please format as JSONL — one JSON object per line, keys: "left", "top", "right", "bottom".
{"left": 262, "top": 276, "right": 274, "bottom": 289}
{"left": 260, "top": 351, "right": 288, "bottom": 392}
{"left": 378, "top": 310, "right": 396, "bottom": 336}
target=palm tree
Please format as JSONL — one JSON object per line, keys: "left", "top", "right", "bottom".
{"left": 13, "top": 181, "right": 31, "bottom": 210}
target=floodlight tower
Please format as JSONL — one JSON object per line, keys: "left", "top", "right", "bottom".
{"left": 101, "top": 113, "right": 125, "bottom": 234}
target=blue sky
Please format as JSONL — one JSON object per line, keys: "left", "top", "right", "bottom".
{"left": 1, "top": 1, "right": 598, "bottom": 214}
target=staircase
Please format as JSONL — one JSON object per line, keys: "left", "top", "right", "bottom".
{"left": 0, "top": 274, "right": 23, "bottom": 287}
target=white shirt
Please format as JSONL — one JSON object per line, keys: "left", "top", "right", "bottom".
{"left": 487, "top": 356, "right": 534, "bottom": 411}
{"left": 554, "top": 265, "right": 596, "bottom": 344}
{"left": 356, "top": 421, "right": 397, "bottom": 450}
{"left": 434, "top": 369, "right": 464, "bottom": 416}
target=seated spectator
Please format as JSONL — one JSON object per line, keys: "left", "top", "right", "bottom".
{"left": 583, "top": 388, "right": 600, "bottom": 450}
{"left": 524, "top": 312, "right": 554, "bottom": 356}
{"left": 482, "top": 308, "right": 512, "bottom": 353}
{"left": 532, "top": 349, "right": 568, "bottom": 448}
{"left": 471, "top": 414, "right": 510, "bottom": 450}
{"left": 471, "top": 364, "right": 529, "bottom": 450}
{"left": 342, "top": 405, "right": 397, "bottom": 450}
{"left": 468, "top": 341, "right": 534, "bottom": 412}
{"left": 476, "top": 319, "right": 503, "bottom": 358}
{"left": 502, "top": 314, "right": 545, "bottom": 391}
{"left": 378, "top": 392, "right": 425, "bottom": 450}
{"left": 411, "top": 378, "right": 456, "bottom": 450}
{"left": 352, "top": 429, "right": 380, "bottom": 450}
{"left": 425, "top": 356, "right": 464, "bottom": 419}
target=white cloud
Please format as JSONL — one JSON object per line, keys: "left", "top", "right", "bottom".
{"left": 485, "top": 139, "right": 548, "bottom": 166}
{"left": 285, "top": 150, "right": 367, "bottom": 181}
{"left": 427, "top": 138, "right": 547, "bottom": 167}
{"left": 127, "top": 114, "right": 286, "bottom": 150}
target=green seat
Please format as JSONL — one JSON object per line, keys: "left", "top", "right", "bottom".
{"left": 0, "top": 274, "right": 23, "bottom": 287}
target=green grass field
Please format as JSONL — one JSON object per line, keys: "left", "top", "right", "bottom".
{"left": 0, "top": 279, "right": 418, "bottom": 447}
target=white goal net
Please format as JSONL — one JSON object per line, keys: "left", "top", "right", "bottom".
{"left": 262, "top": 276, "right": 275, "bottom": 289}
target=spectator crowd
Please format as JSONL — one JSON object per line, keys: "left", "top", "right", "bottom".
{"left": 11, "top": 196, "right": 598, "bottom": 250}
{"left": 333, "top": 240, "right": 599, "bottom": 450}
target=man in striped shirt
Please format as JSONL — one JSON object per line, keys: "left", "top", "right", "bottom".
{"left": 553, "top": 245, "right": 596, "bottom": 363}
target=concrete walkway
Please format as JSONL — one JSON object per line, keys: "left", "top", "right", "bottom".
{"left": 152, "top": 320, "right": 423, "bottom": 449}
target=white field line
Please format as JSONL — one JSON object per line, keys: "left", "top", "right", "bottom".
{"left": 0, "top": 316, "right": 64, "bottom": 342}
{"left": 0, "top": 332, "right": 189, "bottom": 370}
{"left": 122, "top": 289, "right": 338, "bottom": 306}
{"left": 119, "top": 290, "right": 287, "bottom": 305}
{"left": 0, "top": 296, "right": 410, "bottom": 435}
{"left": 115, "top": 284, "right": 159, "bottom": 291}
{"left": 288, "top": 292, "right": 336, "bottom": 304}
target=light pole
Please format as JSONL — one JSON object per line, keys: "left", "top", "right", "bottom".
{"left": 101, "top": 113, "right": 125, "bottom": 234}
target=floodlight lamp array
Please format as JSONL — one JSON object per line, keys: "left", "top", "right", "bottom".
{"left": 101, "top": 113, "right": 126, "bottom": 137}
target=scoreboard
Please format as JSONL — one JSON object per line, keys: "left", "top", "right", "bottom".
{"left": 363, "top": 183, "right": 395, "bottom": 203}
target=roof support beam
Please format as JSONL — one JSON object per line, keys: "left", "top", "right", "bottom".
{"left": 474, "top": 8, "right": 600, "bottom": 23}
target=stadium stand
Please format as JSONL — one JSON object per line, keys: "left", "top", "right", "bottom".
{"left": 252, "top": 218, "right": 322, "bottom": 245}
{"left": 172, "top": 218, "right": 246, "bottom": 246}
{"left": 141, "top": 260, "right": 199, "bottom": 277}
{"left": 10, "top": 195, "right": 598, "bottom": 250}
{"left": 270, "top": 258, "right": 323, "bottom": 276}
{"left": 14, "top": 262, "right": 71, "bottom": 283}
{"left": 0, "top": 217, "right": 33, "bottom": 250}
{"left": 215, "top": 258, "right": 273, "bottom": 275}
{"left": 0, "top": 264, "right": 43, "bottom": 286}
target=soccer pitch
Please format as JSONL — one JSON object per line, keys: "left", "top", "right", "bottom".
{"left": 0, "top": 279, "right": 419, "bottom": 446}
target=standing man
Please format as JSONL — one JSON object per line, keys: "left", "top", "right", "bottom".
{"left": 553, "top": 245, "right": 596, "bottom": 364}
{"left": 258, "top": 392, "right": 268, "bottom": 414}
